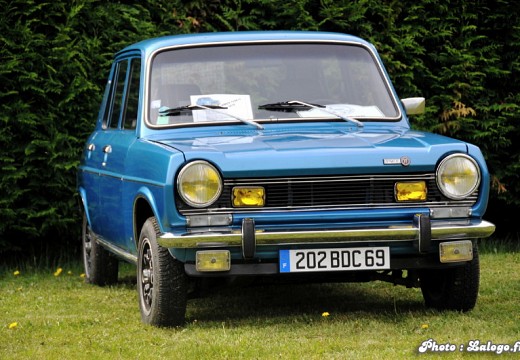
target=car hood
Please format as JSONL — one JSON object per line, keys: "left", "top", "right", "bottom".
{"left": 151, "top": 125, "right": 468, "bottom": 177}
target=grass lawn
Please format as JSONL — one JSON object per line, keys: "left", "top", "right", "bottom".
{"left": 1, "top": 247, "right": 520, "bottom": 359}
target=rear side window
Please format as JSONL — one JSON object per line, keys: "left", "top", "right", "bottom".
{"left": 124, "top": 59, "right": 141, "bottom": 130}
{"left": 102, "top": 57, "right": 141, "bottom": 130}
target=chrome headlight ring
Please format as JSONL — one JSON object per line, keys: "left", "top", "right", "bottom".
{"left": 177, "top": 161, "right": 223, "bottom": 208}
{"left": 436, "top": 154, "right": 481, "bottom": 200}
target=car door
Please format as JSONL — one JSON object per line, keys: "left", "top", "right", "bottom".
{"left": 94, "top": 56, "right": 141, "bottom": 250}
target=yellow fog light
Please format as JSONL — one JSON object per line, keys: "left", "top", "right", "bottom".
{"left": 439, "top": 240, "right": 473, "bottom": 263}
{"left": 232, "top": 187, "right": 265, "bottom": 207}
{"left": 395, "top": 181, "right": 427, "bottom": 201}
{"left": 196, "top": 250, "right": 231, "bottom": 272}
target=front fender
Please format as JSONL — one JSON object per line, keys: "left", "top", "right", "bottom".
{"left": 466, "top": 144, "right": 491, "bottom": 218}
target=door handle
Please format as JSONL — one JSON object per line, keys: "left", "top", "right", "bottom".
{"left": 102, "top": 145, "right": 112, "bottom": 167}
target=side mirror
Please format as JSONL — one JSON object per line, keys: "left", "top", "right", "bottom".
{"left": 401, "top": 97, "right": 425, "bottom": 115}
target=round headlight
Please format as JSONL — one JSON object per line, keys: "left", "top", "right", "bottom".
{"left": 177, "top": 161, "right": 222, "bottom": 208}
{"left": 436, "top": 154, "right": 480, "bottom": 200}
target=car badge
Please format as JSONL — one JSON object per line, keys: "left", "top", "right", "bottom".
{"left": 383, "top": 156, "right": 411, "bottom": 166}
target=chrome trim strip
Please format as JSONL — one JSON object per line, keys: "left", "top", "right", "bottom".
{"left": 224, "top": 173, "right": 436, "bottom": 184}
{"left": 180, "top": 202, "right": 477, "bottom": 215}
{"left": 96, "top": 236, "right": 138, "bottom": 264}
{"left": 78, "top": 168, "right": 164, "bottom": 188}
{"left": 157, "top": 219, "right": 495, "bottom": 248}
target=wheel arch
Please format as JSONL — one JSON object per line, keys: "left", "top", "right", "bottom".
{"left": 133, "top": 189, "right": 160, "bottom": 250}
{"left": 77, "top": 186, "right": 92, "bottom": 227}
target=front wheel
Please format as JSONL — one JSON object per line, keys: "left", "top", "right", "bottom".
{"left": 419, "top": 244, "right": 480, "bottom": 312}
{"left": 137, "top": 217, "right": 187, "bottom": 327}
{"left": 82, "top": 213, "right": 118, "bottom": 286}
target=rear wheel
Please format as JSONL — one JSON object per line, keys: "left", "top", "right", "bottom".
{"left": 82, "top": 213, "right": 119, "bottom": 286}
{"left": 137, "top": 217, "right": 187, "bottom": 327}
{"left": 419, "top": 244, "right": 480, "bottom": 312}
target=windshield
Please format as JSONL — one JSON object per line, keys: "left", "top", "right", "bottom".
{"left": 148, "top": 43, "right": 399, "bottom": 127}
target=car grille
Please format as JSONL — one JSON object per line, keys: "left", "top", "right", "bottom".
{"left": 178, "top": 173, "right": 478, "bottom": 215}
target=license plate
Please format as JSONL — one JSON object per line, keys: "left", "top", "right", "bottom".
{"left": 279, "top": 247, "right": 390, "bottom": 273}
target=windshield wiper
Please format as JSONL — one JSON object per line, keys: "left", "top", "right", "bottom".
{"left": 159, "top": 104, "right": 264, "bottom": 130}
{"left": 159, "top": 104, "right": 227, "bottom": 116}
{"left": 259, "top": 100, "right": 364, "bottom": 127}
{"left": 258, "top": 101, "right": 325, "bottom": 112}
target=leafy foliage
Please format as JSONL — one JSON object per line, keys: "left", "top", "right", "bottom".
{"left": 0, "top": 0, "right": 185, "bottom": 253}
{"left": 1, "top": 0, "right": 518, "bottom": 256}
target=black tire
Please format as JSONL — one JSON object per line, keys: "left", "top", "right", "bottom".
{"left": 82, "top": 213, "right": 119, "bottom": 286}
{"left": 419, "top": 244, "right": 480, "bottom": 312}
{"left": 137, "top": 217, "right": 187, "bottom": 327}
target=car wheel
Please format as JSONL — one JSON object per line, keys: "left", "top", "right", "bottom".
{"left": 82, "top": 213, "right": 119, "bottom": 286}
{"left": 137, "top": 217, "right": 187, "bottom": 327}
{"left": 419, "top": 244, "right": 480, "bottom": 312}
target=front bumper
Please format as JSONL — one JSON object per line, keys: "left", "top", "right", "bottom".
{"left": 158, "top": 215, "right": 495, "bottom": 252}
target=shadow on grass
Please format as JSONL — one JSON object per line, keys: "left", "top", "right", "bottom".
{"left": 185, "top": 279, "right": 426, "bottom": 324}
{"left": 114, "top": 265, "right": 427, "bottom": 325}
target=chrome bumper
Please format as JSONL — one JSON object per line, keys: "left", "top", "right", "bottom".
{"left": 157, "top": 216, "right": 495, "bottom": 250}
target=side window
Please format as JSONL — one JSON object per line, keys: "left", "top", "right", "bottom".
{"left": 123, "top": 58, "right": 141, "bottom": 130}
{"left": 108, "top": 60, "right": 128, "bottom": 129}
{"left": 101, "top": 74, "right": 115, "bottom": 129}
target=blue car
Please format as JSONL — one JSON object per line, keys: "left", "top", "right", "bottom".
{"left": 77, "top": 31, "right": 495, "bottom": 327}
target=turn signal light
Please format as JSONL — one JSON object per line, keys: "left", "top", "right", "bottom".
{"left": 196, "top": 250, "right": 231, "bottom": 272}
{"left": 439, "top": 240, "right": 473, "bottom": 263}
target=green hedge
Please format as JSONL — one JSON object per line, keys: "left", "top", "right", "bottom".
{"left": 1, "top": 0, "right": 518, "bottom": 257}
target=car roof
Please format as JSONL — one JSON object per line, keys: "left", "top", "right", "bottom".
{"left": 115, "top": 31, "right": 372, "bottom": 58}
